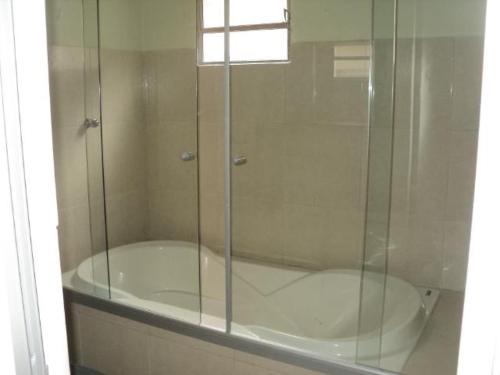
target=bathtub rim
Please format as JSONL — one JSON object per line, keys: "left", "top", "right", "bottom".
{"left": 63, "top": 287, "right": 397, "bottom": 375}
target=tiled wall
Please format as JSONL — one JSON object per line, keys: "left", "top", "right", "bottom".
{"left": 198, "top": 42, "right": 369, "bottom": 270}
{"left": 388, "top": 36, "right": 483, "bottom": 290}
{"left": 197, "top": 36, "right": 483, "bottom": 292}
{"left": 49, "top": 45, "right": 93, "bottom": 271}
{"left": 67, "top": 303, "right": 325, "bottom": 375}
{"left": 100, "top": 49, "right": 149, "bottom": 248}
{"left": 48, "top": 2, "right": 483, "bottom": 287}
{"left": 143, "top": 49, "right": 199, "bottom": 242}
{"left": 49, "top": 36, "right": 483, "bottom": 291}
{"left": 49, "top": 46, "right": 151, "bottom": 271}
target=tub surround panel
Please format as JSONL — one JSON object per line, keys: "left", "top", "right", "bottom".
{"left": 68, "top": 303, "right": 326, "bottom": 375}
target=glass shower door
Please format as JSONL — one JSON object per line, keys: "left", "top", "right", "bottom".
{"left": 94, "top": 0, "right": 202, "bottom": 323}
{"left": 228, "top": 0, "right": 377, "bottom": 364}
{"left": 82, "top": 0, "right": 110, "bottom": 298}
{"left": 356, "top": 0, "right": 398, "bottom": 370}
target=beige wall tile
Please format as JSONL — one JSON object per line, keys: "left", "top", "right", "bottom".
{"left": 409, "top": 128, "right": 450, "bottom": 220}
{"left": 386, "top": 214, "right": 410, "bottom": 280}
{"left": 199, "top": 121, "right": 224, "bottom": 196}
{"left": 66, "top": 303, "right": 83, "bottom": 365}
{"left": 48, "top": 46, "right": 85, "bottom": 128}
{"left": 405, "top": 215, "right": 445, "bottom": 287}
{"left": 234, "top": 350, "right": 326, "bottom": 375}
{"left": 231, "top": 64, "right": 286, "bottom": 124}
{"left": 147, "top": 122, "right": 198, "bottom": 193}
{"left": 445, "top": 130, "right": 478, "bottom": 221}
{"left": 100, "top": 49, "right": 145, "bottom": 127}
{"left": 234, "top": 361, "right": 281, "bottom": 375}
{"left": 198, "top": 66, "right": 224, "bottom": 124}
{"left": 451, "top": 37, "right": 484, "bottom": 130}
{"left": 416, "top": 38, "right": 454, "bottom": 131}
{"left": 313, "top": 42, "right": 369, "bottom": 126}
{"left": 78, "top": 313, "right": 123, "bottom": 375}
{"left": 394, "top": 39, "right": 416, "bottom": 131}
{"left": 285, "top": 42, "right": 314, "bottom": 124}
{"left": 57, "top": 204, "right": 92, "bottom": 271}
{"left": 232, "top": 122, "right": 285, "bottom": 202}
{"left": 105, "top": 189, "right": 148, "bottom": 248}
{"left": 441, "top": 220, "right": 471, "bottom": 291}
{"left": 403, "top": 291, "right": 463, "bottom": 375}
{"left": 70, "top": 304, "right": 340, "bottom": 375}
{"left": 145, "top": 49, "right": 197, "bottom": 124}
{"left": 284, "top": 124, "right": 365, "bottom": 211}
{"left": 283, "top": 204, "right": 362, "bottom": 269}
{"left": 232, "top": 195, "right": 285, "bottom": 263}
{"left": 199, "top": 191, "right": 224, "bottom": 252}
{"left": 148, "top": 187, "right": 198, "bottom": 241}
{"left": 371, "top": 39, "right": 398, "bottom": 130}
{"left": 199, "top": 120, "right": 224, "bottom": 252}
{"left": 386, "top": 37, "right": 481, "bottom": 291}
{"left": 52, "top": 126, "right": 90, "bottom": 209}
{"left": 390, "top": 129, "right": 412, "bottom": 215}
{"left": 102, "top": 121, "right": 148, "bottom": 196}
{"left": 78, "top": 311, "right": 149, "bottom": 375}
{"left": 73, "top": 303, "right": 150, "bottom": 333}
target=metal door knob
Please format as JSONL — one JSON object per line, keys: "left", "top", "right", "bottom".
{"left": 181, "top": 151, "right": 196, "bottom": 161}
{"left": 232, "top": 155, "right": 247, "bottom": 166}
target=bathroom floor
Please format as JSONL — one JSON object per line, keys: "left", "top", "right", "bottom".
{"left": 403, "top": 291, "right": 464, "bottom": 375}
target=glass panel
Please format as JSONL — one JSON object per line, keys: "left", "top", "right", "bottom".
{"left": 356, "top": 0, "right": 397, "bottom": 369}
{"left": 97, "top": 0, "right": 201, "bottom": 324}
{"left": 82, "top": 0, "right": 110, "bottom": 298}
{"left": 203, "top": 29, "right": 288, "bottom": 63}
{"left": 203, "top": 0, "right": 288, "bottom": 28}
{"left": 46, "top": 0, "right": 111, "bottom": 298}
{"left": 229, "top": 0, "right": 373, "bottom": 365}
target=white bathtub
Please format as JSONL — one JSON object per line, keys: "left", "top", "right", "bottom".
{"left": 63, "top": 240, "right": 437, "bottom": 372}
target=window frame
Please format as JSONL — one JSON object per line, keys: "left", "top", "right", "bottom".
{"left": 197, "top": 0, "right": 291, "bottom": 65}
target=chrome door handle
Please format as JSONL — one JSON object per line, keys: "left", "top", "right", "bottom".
{"left": 232, "top": 155, "right": 247, "bottom": 166}
{"left": 83, "top": 118, "right": 100, "bottom": 128}
{"left": 181, "top": 151, "right": 196, "bottom": 161}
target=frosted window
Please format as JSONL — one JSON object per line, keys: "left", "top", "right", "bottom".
{"left": 203, "top": 30, "right": 288, "bottom": 63}
{"left": 202, "top": 33, "right": 224, "bottom": 63}
{"left": 201, "top": 0, "right": 289, "bottom": 64}
{"left": 203, "top": 0, "right": 288, "bottom": 28}
{"left": 230, "top": 0, "right": 288, "bottom": 27}
{"left": 203, "top": 0, "right": 224, "bottom": 28}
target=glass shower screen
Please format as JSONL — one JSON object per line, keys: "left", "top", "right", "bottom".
{"left": 356, "top": 0, "right": 398, "bottom": 369}
{"left": 92, "top": 0, "right": 202, "bottom": 322}
{"left": 228, "top": 0, "right": 396, "bottom": 368}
